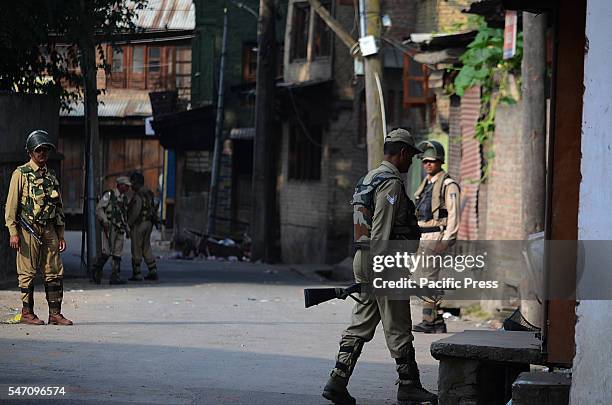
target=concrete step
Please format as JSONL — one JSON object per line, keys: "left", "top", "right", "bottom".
{"left": 512, "top": 371, "right": 571, "bottom": 405}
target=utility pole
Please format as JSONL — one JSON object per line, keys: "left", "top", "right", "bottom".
{"left": 520, "top": 11, "right": 547, "bottom": 327}
{"left": 362, "top": 0, "right": 384, "bottom": 169}
{"left": 251, "top": 0, "right": 277, "bottom": 261}
{"left": 79, "top": 0, "right": 100, "bottom": 276}
{"left": 207, "top": 9, "right": 229, "bottom": 237}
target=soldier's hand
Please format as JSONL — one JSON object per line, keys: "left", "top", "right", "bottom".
{"left": 433, "top": 240, "right": 449, "bottom": 254}
{"left": 9, "top": 235, "right": 19, "bottom": 250}
{"left": 58, "top": 239, "right": 67, "bottom": 253}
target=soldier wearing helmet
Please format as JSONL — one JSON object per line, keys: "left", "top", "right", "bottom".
{"left": 322, "top": 128, "right": 437, "bottom": 405}
{"left": 92, "top": 176, "right": 132, "bottom": 285}
{"left": 127, "top": 171, "right": 159, "bottom": 281}
{"left": 4, "top": 130, "right": 73, "bottom": 326}
{"left": 412, "top": 140, "right": 460, "bottom": 334}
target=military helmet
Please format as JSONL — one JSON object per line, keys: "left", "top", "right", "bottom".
{"left": 130, "top": 171, "right": 145, "bottom": 186}
{"left": 418, "top": 140, "right": 445, "bottom": 163}
{"left": 25, "top": 130, "right": 56, "bottom": 153}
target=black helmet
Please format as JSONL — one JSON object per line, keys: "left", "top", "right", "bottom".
{"left": 130, "top": 171, "right": 145, "bottom": 186}
{"left": 26, "top": 130, "right": 56, "bottom": 153}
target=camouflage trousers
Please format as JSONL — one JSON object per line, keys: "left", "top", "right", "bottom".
{"left": 331, "top": 249, "right": 417, "bottom": 382}
{"left": 416, "top": 232, "right": 445, "bottom": 323}
{"left": 16, "top": 224, "right": 64, "bottom": 314}
{"left": 130, "top": 221, "right": 156, "bottom": 275}
{"left": 101, "top": 225, "right": 125, "bottom": 257}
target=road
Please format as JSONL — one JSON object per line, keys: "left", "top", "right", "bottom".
{"left": 0, "top": 232, "right": 478, "bottom": 404}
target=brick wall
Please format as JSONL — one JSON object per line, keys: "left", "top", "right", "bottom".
{"left": 415, "top": 0, "right": 477, "bottom": 33}
{"left": 279, "top": 106, "right": 366, "bottom": 264}
{"left": 484, "top": 103, "right": 524, "bottom": 240}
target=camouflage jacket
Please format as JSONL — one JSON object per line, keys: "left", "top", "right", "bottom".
{"left": 97, "top": 189, "right": 129, "bottom": 234}
{"left": 4, "top": 160, "right": 65, "bottom": 239}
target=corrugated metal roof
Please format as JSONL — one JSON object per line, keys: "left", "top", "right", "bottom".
{"left": 230, "top": 127, "right": 255, "bottom": 140}
{"left": 61, "top": 89, "right": 152, "bottom": 118}
{"left": 135, "top": 0, "right": 195, "bottom": 31}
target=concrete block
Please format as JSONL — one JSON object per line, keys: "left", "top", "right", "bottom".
{"left": 512, "top": 372, "right": 571, "bottom": 405}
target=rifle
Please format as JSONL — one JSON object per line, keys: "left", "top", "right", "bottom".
{"left": 18, "top": 217, "right": 42, "bottom": 245}
{"left": 304, "top": 283, "right": 365, "bottom": 308}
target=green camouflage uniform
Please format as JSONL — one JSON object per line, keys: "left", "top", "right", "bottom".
{"left": 128, "top": 187, "right": 157, "bottom": 278}
{"left": 94, "top": 188, "right": 129, "bottom": 280}
{"left": 4, "top": 160, "right": 66, "bottom": 314}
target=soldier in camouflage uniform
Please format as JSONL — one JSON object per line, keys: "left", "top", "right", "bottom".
{"left": 412, "top": 140, "right": 460, "bottom": 334}
{"left": 92, "top": 176, "right": 131, "bottom": 285}
{"left": 322, "top": 129, "right": 437, "bottom": 405}
{"left": 4, "top": 130, "right": 73, "bottom": 326}
{"left": 127, "top": 172, "right": 158, "bottom": 281}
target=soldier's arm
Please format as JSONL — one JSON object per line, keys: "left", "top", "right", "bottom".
{"left": 96, "top": 192, "right": 111, "bottom": 224}
{"left": 127, "top": 195, "right": 142, "bottom": 228}
{"left": 5, "top": 170, "right": 23, "bottom": 237}
{"left": 442, "top": 181, "right": 460, "bottom": 241}
{"left": 370, "top": 180, "right": 403, "bottom": 241}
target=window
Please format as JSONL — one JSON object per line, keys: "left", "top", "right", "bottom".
{"left": 175, "top": 46, "right": 192, "bottom": 99}
{"left": 148, "top": 47, "right": 161, "bottom": 73}
{"left": 111, "top": 47, "right": 124, "bottom": 73}
{"left": 403, "top": 54, "right": 435, "bottom": 107}
{"left": 291, "top": 2, "right": 310, "bottom": 61}
{"left": 132, "top": 46, "right": 144, "bottom": 74}
{"left": 313, "top": 2, "right": 331, "bottom": 58}
{"left": 242, "top": 43, "right": 258, "bottom": 82}
{"left": 289, "top": 123, "right": 322, "bottom": 180}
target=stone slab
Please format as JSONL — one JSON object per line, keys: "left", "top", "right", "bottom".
{"left": 513, "top": 372, "right": 571, "bottom": 405}
{"left": 430, "top": 330, "right": 543, "bottom": 364}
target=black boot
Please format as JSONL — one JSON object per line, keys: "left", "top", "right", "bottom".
{"left": 412, "top": 319, "right": 447, "bottom": 334}
{"left": 129, "top": 262, "right": 143, "bottom": 281}
{"left": 109, "top": 257, "right": 126, "bottom": 284}
{"left": 91, "top": 255, "right": 109, "bottom": 284}
{"left": 397, "top": 382, "right": 438, "bottom": 405}
{"left": 395, "top": 351, "right": 438, "bottom": 405}
{"left": 322, "top": 375, "right": 356, "bottom": 405}
{"left": 144, "top": 263, "right": 158, "bottom": 281}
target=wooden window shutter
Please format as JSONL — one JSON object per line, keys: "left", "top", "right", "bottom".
{"left": 403, "top": 54, "right": 435, "bottom": 108}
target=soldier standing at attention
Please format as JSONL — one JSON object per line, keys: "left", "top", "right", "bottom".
{"left": 5, "top": 130, "right": 73, "bottom": 326}
{"left": 322, "top": 129, "right": 437, "bottom": 405}
{"left": 92, "top": 176, "right": 131, "bottom": 285}
{"left": 127, "top": 172, "right": 158, "bottom": 281}
{"left": 412, "top": 140, "right": 460, "bottom": 334}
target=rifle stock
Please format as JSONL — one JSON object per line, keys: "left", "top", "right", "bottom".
{"left": 304, "top": 283, "right": 362, "bottom": 308}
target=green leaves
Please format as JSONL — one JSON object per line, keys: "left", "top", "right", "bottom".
{"left": 0, "top": 1, "right": 147, "bottom": 110}
{"left": 446, "top": 16, "right": 523, "bottom": 181}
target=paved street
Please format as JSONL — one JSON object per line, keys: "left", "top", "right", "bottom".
{"left": 0, "top": 232, "right": 478, "bottom": 404}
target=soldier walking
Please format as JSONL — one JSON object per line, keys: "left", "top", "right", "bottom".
{"left": 92, "top": 176, "right": 131, "bottom": 284}
{"left": 4, "top": 130, "right": 73, "bottom": 326}
{"left": 412, "top": 140, "right": 460, "bottom": 334}
{"left": 127, "top": 172, "right": 158, "bottom": 281}
{"left": 322, "top": 129, "right": 437, "bottom": 405}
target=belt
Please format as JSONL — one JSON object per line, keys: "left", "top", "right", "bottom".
{"left": 420, "top": 226, "right": 445, "bottom": 234}
{"left": 354, "top": 240, "right": 370, "bottom": 250}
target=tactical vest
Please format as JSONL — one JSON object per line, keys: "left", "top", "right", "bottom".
{"left": 102, "top": 189, "right": 128, "bottom": 234}
{"left": 414, "top": 172, "right": 457, "bottom": 226}
{"left": 17, "top": 164, "right": 64, "bottom": 226}
{"left": 136, "top": 188, "right": 156, "bottom": 224}
{"left": 351, "top": 167, "right": 420, "bottom": 245}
